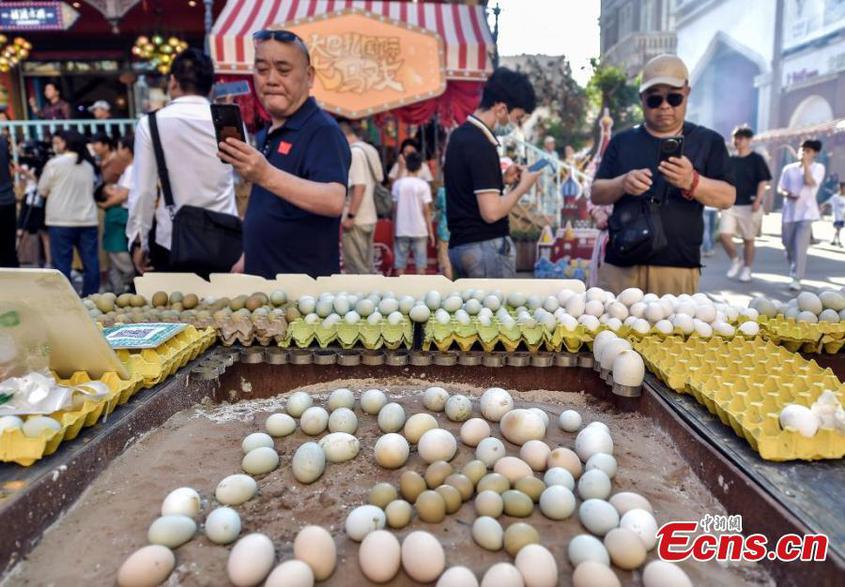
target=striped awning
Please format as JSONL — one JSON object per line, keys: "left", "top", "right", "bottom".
{"left": 210, "top": 0, "right": 494, "bottom": 80}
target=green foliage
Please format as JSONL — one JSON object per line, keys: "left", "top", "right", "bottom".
{"left": 586, "top": 57, "right": 642, "bottom": 130}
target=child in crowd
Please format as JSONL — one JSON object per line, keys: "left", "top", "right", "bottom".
{"left": 822, "top": 182, "right": 845, "bottom": 247}
{"left": 392, "top": 152, "right": 433, "bottom": 275}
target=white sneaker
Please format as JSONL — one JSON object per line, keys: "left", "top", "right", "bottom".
{"left": 739, "top": 267, "right": 752, "bottom": 282}
{"left": 726, "top": 258, "right": 743, "bottom": 279}
{"left": 788, "top": 279, "right": 801, "bottom": 291}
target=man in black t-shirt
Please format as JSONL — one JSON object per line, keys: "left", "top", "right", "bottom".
{"left": 444, "top": 67, "right": 541, "bottom": 278}
{"left": 720, "top": 126, "right": 772, "bottom": 283}
{"left": 591, "top": 54, "right": 736, "bottom": 295}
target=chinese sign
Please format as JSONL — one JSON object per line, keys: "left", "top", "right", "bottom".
{"left": 102, "top": 323, "right": 186, "bottom": 349}
{"left": 285, "top": 10, "right": 445, "bottom": 119}
{"left": 0, "top": 1, "right": 79, "bottom": 31}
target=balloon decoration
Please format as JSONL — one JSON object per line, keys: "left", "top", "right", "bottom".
{"left": 132, "top": 35, "right": 189, "bottom": 74}
{"left": 0, "top": 35, "right": 32, "bottom": 73}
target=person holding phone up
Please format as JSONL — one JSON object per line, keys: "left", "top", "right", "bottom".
{"left": 590, "top": 54, "right": 735, "bottom": 296}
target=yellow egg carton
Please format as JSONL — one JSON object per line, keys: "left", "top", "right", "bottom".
{"left": 115, "top": 326, "right": 216, "bottom": 388}
{"left": 634, "top": 336, "right": 845, "bottom": 460}
{"left": 758, "top": 315, "right": 845, "bottom": 354}
{"left": 421, "top": 317, "right": 597, "bottom": 353}
{"left": 281, "top": 318, "right": 413, "bottom": 350}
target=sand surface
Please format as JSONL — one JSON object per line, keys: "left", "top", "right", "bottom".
{"left": 5, "top": 377, "right": 773, "bottom": 586}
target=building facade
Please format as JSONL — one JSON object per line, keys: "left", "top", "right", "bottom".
{"left": 600, "top": 0, "right": 677, "bottom": 78}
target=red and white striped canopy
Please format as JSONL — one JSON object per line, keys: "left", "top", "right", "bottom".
{"left": 210, "top": 0, "right": 494, "bottom": 80}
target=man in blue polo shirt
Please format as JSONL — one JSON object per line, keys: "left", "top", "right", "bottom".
{"left": 219, "top": 30, "right": 350, "bottom": 278}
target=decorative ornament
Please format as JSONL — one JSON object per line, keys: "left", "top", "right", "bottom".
{"left": 0, "top": 36, "right": 32, "bottom": 73}
{"left": 132, "top": 35, "right": 189, "bottom": 74}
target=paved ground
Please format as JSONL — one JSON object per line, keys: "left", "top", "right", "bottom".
{"left": 700, "top": 212, "right": 845, "bottom": 306}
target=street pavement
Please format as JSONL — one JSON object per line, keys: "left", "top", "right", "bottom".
{"left": 700, "top": 212, "right": 845, "bottom": 306}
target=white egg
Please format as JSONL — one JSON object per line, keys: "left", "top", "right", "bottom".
{"left": 327, "top": 388, "right": 355, "bottom": 411}
{"left": 520, "top": 440, "right": 551, "bottom": 471}
{"left": 242, "top": 432, "right": 274, "bottom": 454}
{"left": 515, "top": 544, "right": 558, "bottom": 587}
{"left": 472, "top": 515, "right": 504, "bottom": 550}
{"left": 579, "top": 314, "right": 601, "bottom": 332}
{"left": 558, "top": 410, "right": 583, "bottom": 432}
{"left": 365, "top": 311, "right": 382, "bottom": 325}
{"left": 215, "top": 474, "right": 258, "bottom": 505}
{"left": 672, "top": 313, "right": 694, "bottom": 335}
{"left": 559, "top": 313, "right": 578, "bottom": 332}
{"left": 404, "top": 413, "right": 439, "bottom": 444}
{"left": 294, "top": 526, "right": 336, "bottom": 581}
{"left": 328, "top": 407, "right": 358, "bottom": 434}
{"left": 464, "top": 299, "right": 483, "bottom": 315}
{"left": 713, "top": 321, "right": 736, "bottom": 337}
{"left": 819, "top": 308, "right": 840, "bottom": 322}
{"left": 612, "top": 350, "right": 645, "bottom": 387}
{"left": 161, "top": 487, "right": 201, "bottom": 518}
{"left": 620, "top": 508, "right": 659, "bottom": 551}
{"left": 643, "top": 303, "right": 663, "bottom": 323}
{"left": 425, "top": 290, "right": 443, "bottom": 310}
{"left": 242, "top": 446, "right": 280, "bottom": 475}
{"left": 361, "top": 389, "right": 388, "bottom": 414}
{"left": 476, "top": 436, "right": 506, "bottom": 466}
{"left": 738, "top": 321, "right": 760, "bottom": 336}
{"left": 292, "top": 442, "right": 326, "bottom": 484}
{"left": 629, "top": 302, "right": 646, "bottom": 318}
{"left": 0, "top": 415, "right": 23, "bottom": 433}
{"left": 345, "top": 504, "right": 386, "bottom": 541}
{"left": 598, "top": 338, "right": 632, "bottom": 371}
{"left": 493, "top": 456, "right": 533, "bottom": 483}
{"left": 148, "top": 514, "right": 197, "bottom": 548}
{"left": 642, "top": 561, "right": 693, "bottom": 587}
{"left": 479, "top": 387, "right": 514, "bottom": 422}
{"left": 500, "top": 409, "right": 546, "bottom": 445}
{"left": 359, "top": 530, "right": 401, "bottom": 583}
{"left": 566, "top": 295, "right": 586, "bottom": 318}
{"left": 585, "top": 300, "right": 605, "bottom": 317}
{"left": 618, "top": 287, "right": 644, "bottom": 306}
{"left": 479, "top": 314, "right": 493, "bottom": 327}
{"left": 286, "top": 391, "right": 313, "bottom": 417}
{"left": 577, "top": 469, "right": 612, "bottom": 500}
{"left": 654, "top": 319, "right": 674, "bottom": 335}
{"left": 354, "top": 298, "right": 375, "bottom": 318}
{"left": 228, "top": 533, "right": 275, "bottom": 587}
{"left": 779, "top": 404, "right": 819, "bottom": 437}
{"left": 461, "top": 418, "right": 492, "bottom": 447}
{"left": 402, "top": 531, "right": 446, "bottom": 583}
{"left": 409, "top": 304, "right": 431, "bottom": 323}
{"left": 632, "top": 318, "right": 650, "bottom": 334}
{"left": 480, "top": 563, "right": 523, "bottom": 587}
{"left": 539, "top": 485, "right": 576, "bottom": 520}
{"left": 579, "top": 499, "right": 620, "bottom": 536}
{"left": 300, "top": 407, "right": 329, "bottom": 435}
{"left": 542, "top": 296, "right": 560, "bottom": 313}
{"left": 265, "top": 413, "right": 296, "bottom": 437}
{"left": 374, "top": 433, "right": 410, "bottom": 468}
{"left": 21, "top": 416, "right": 61, "bottom": 438}
{"left": 568, "top": 534, "right": 610, "bottom": 566}
{"left": 378, "top": 402, "right": 406, "bottom": 433}
{"left": 575, "top": 427, "right": 614, "bottom": 462}
{"left": 694, "top": 303, "right": 716, "bottom": 323}
{"left": 435, "top": 308, "right": 452, "bottom": 324}
{"left": 586, "top": 453, "right": 618, "bottom": 479}
{"left": 265, "top": 560, "right": 314, "bottom": 587}
{"left": 509, "top": 291, "right": 528, "bottom": 307}
{"left": 298, "top": 296, "right": 316, "bottom": 315}
{"left": 424, "top": 386, "right": 450, "bottom": 411}
{"left": 117, "top": 545, "right": 175, "bottom": 587}
{"left": 318, "top": 432, "right": 360, "bottom": 463}
{"left": 437, "top": 567, "right": 479, "bottom": 587}
{"left": 607, "top": 302, "right": 629, "bottom": 320}
{"left": 543, "top": 467, "right": 576, "bottom": 490}
{"left": 385, "top": 311, "right": 402, "bottom": 326}
{"left": 376, "top": 296, "right": 398, "bottom": 315}
{"left": 418, "top": 429, "right": 458, "bottom": 463}
{"left": 205, "top": 506, "right": 241, "bottom": 545}
{"left": 609, "top": 492, "right": 654, "bottom": 516}
{"left": 443, "top": 295, "right": 463, "bottom": 312}
{"left": 445, "top": 394, "right": 473, "bottom": 422}
{"left": 572, "top": 561, "right": 620, "bottom": 587}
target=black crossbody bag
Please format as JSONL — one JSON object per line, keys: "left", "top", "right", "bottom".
{"left": 607, "top": 185, "right": 669, "bottom": 265}
{"left": 148, "top": 110, "right": 243, "bottom": 276}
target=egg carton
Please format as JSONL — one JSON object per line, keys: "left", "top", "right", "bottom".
{"left": 634, "top": 337, "right": 845, "bottom": 460}
{"left": 215, "top": 314, "right": 288, "bottom": 347}
{"left": 422, "top": 317, "right": 603, "bottom": 353}
{"left": 758, "top": 315, "right": 845, "bottom": 354}
{"left": 281, "top": 318, "right": 413, "bottom": 350}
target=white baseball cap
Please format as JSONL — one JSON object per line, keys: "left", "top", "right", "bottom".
{"left": 639, "top": 54, "right": 689, "bottom": 93}
{"left": 88, "top": 100, "right": 111, "bottom": 112}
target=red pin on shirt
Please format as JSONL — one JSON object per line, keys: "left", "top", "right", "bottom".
{"left": 278, "top": 141, "right": 292, "bottom": 155}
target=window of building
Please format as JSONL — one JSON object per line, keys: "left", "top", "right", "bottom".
{"left": 642, "top": 0, "right": 656, "bottom": 32}
{"left": 619, "top": 3, "right": 634, "bottom": 37}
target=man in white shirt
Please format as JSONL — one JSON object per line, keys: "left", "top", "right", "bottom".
{"left": 339, "top": 120, "right": 383, "bottom": 274}
{"left": 127, "top": 48, "right": 238, "bottom": 273}
{"left": 777, "top": 139, "right": 825, "bottom": 291}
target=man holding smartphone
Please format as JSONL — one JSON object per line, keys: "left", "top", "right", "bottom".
{"left": 590, "top": 54, "right": 735, "bottom": 295}
{"left": 219, "top": 29, "right": 350, "bottom": 278}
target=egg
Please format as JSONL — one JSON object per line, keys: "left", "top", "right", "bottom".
{"left": 565, "top": 294, "right": 586, "bottom": 318}
{"left": 410, "top": 304, "right": 432, "bottom": 323}
{"left": 779, "top": 404, "right": 819, "bottom": 437}
{"left": 215, "top": 474, "right": 258, "bottom": 505}
{"left": 477, "top": 472, "right": 510, "bottom": 494}
{"left": 388, "top": 310, "right": 405, "bottom": 325}
{"left": 577, "top": 469, "right": 612, "bottom": 500}
{"left": 298, "top": 407, "right": 328, "bottom": 436}
{"left": 425, "top": 461, "right": 454, "bottom": 488}
{"left": 738, "top": 320, "right": 760, "bottom": 336}
{"left": 539, "top": 485, "right": 576, "bottom": 520}
{"left": 367, "top": 311, "right": 383, "bottom": 325}
{"left": 476, "top": 436, "right": 506, "bottom": 466}
{"left": 585, "top": 453, "right": 618, "bottom": 479}
{"left": 454, "top": 418, "right": 487, "bottom": 447}
{"left": 462, "top": 460, "right": 488, "bottom": 485}
{"left": 304, "top": 312, "right": 320, "bottom": 325}
{"left": 503, "top": 522, "right": 540, "bottom": 557}
{"left": 606, "top": 302, "right": 629, "bottom": 321}
{"left": 514, "top": 476, "right": 548, "bottom": 503}
{"left": 515, "top": 544, "right": 558, "bottom": 587}
{"left": 694, "top": 303, "right": 716, "bottom": 323}
{"left": 572, "top": 561, "right": 620, "bottom": 587}
{"left": 713, "top": 321, "right": 736, "bottom": 337}
{"left": 445, "top": 394, "right": 473, "bottom": 421}
{"left": 352, "top": 530, "right": 401, "bottom": 583}
{"left": 417, "top": 428, "right": 457, "bottom": 463}
{"left": 400, "top": 471, "right": 428, "bottom": 502}
{"left": 424, "top": 386, "right": 450, "bottom": 411}
{"left": 286, "top": 392, "right": 313, "bottom": 417}
{"left": 399, "top": 413, "right": 436, "bottom": 444}
{"left": 378, "top": 402, "right": 406, "bottom": 433}
{"left": 318, "top": 432, "right": 360, "bottom": 463}
{"left": 117, "top": 545, "right": 175, "bottom": 587}
{"left": 265, "top": 560, "right": 314, "bottom": 587}
{"left": 298, "top": 296, "right": 316, "bottom": 314}
{"left": 437, "top": 566, "right": 479, "bottom": 587}
{"left": 494, "top": 457, "right": 534, "bottom": 484}
{"left": 558, "top": 410, "right": 583, "bottom": 432}
{"left": 618, "top": 287, "right": 644, "bottom": 306}
{"left": 481, "top": 563, "right": 524, "bottom": 587}
{"left": 472, "top": 516, "right": 504, "bottom": 550}
{"left": 543, "top": 467, "right": 576, "bottom": 490}
{"left": 578, "top": 314, "right": 601, "bottom": 331}
{"left": 579, "top": 499, "right": 620, "bottom": 536}
{"left": 819, "top": 309, "right": 840, "bottom": 322}
{"left": 425, "top": 290, "right": 443, "bottom": 310}
{"left": 609, "top": 492, "right": 653, "bottom": 516}
{"left": 203, "top": 506, "right": 241, "bottom": 545}
{"left": 479, "top": 387, "right": 513, "bottom": 422}
{"left": 547, "top": 448, "right": 582, "bottom": 479}
{"left": 643, "top": 303, "right": 663, "bottom": 323}
{"left": 500, "top": 409, "right": 546, "bottom": 445}
{"left": 328, "top": 407, "right": 358, "bottom": 434}
{"left": 265, "top": 413, "right": 296, "bottom": 437}
{"left": 603, "top": 527, "right": 647, "bottom": 570}
{"left": 445, "top": 473, "right": 475, "bottom": 500}
{"left": 797, "top": 291, "right": 823, "bottom": 314}
{"left": 475, "top": 490, "right": 505, "bottom": 517}
{"left": 508, "top": 291, "right": 527, "bottom": 307}
{"left": 414, "top": 489, "right": 446, "bottom": 523}
{"left": 327, "top": 388, "right": 355, "bottom": 411}
{"left": 294, "top": 526, "right": 336, "bottom": 581}
{"left": 612, "top": 351, "right": 645, "bottom": 387}
{"left": 642, "top": 561, "right": 693, "bottom": 587}
{"left": 292, "top": 442, "right": 326, "bottom": 483}
{"left": 619, "top": 508, "right": 659, "bottom": 550}
{"left": 375, "top": 433, "right": 410, "bottom": 468}
{"left": 147, "top": 514, "right": 196, "bottom": 548}
{"left": 161, "top": 487, "right": 201, "bottom": 518}
{"left": 242, "top": 446, "right": 280, "bottom": 475}
{"left": 360, "top": 389, "right": 388, "bottom": 414}
{"left": 239, "top": 433, "right": 272, "bottom": 455}
{"left": 436, "top": 485, "right": 463, "bottom": 514}
{"left": 568, "top": 534, "right": 610, "bottom": 566}
{"left": 585, "top": 299, "right": 605, "bottom": 317}
{"left": 598, "top": 338, "right": 632, "bottom": 371}
{"left": 228, "top": 533, "right": 275, "bottom": 586}
{"left": 654, "top": 319, "right": 674, "bottom": 335}
{"left": 519, "top": 440, "right": 551, "bottom": 471}
{"left": 382, "top": 499, "right": 411, "bottom": 529}
{"left": 401, "top": 531, "right": 445, "bottom": 582}
{"left": 435, "top": 308, "right": 451, "bottom": 324}
{"left": 575, "top": 427, "right": 614, "bottom": 462}
{"left": 559, "top": 313, "right": 578, "bottom": 332}
{"left": 0, "top": 415, "right": 23, "bottom": 433}
{"left": 345, "top": 505, "right": 386, "bottom": 541}
{"left": 632, "top": 318, "right": 650, "bottom": 334}
{"left": 21, "top": 416, "right": 61, "bottom": 437}
{"left": 692, "top": 319, "right": 713, "bottom": 338}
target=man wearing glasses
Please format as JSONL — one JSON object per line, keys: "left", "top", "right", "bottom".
{"left": 219, "top": 30, "right": 351, "bottom": 278}
{"left": 590, "top": 54, "right": 735, "bottom": 295}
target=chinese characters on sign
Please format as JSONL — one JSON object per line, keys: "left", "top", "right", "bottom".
{"left": 0, "top": 2, "right": 63, "bottom": 31}
{"left": 310, "top": 32, "right": 405, "bottom": 94}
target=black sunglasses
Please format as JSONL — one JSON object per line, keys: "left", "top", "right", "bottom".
{"left": 253, "top": 29, "right": 303, "bottom": 43}
{"left": 645, "top": 93, "right": 685, "bottom": 109}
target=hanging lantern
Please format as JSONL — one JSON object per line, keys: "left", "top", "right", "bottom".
{"left": 0, "top": 36, "right": 32, "bottom": 73}
{"left": 132, "top": 34, "right": 189, "bottom": 74}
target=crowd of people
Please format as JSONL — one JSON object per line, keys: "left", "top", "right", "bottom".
{"left": 0, "top": 38, "right": 841, "bottom": 298}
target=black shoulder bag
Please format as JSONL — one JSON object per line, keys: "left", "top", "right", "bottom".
{"left": 148, "top": 110, "right": 243, "bottom": 276}
{"left": 351, "top": 144, "right": 392, "bottom": 218}
{"left": 607, "top": 182, "right": 669, "bottom": 265}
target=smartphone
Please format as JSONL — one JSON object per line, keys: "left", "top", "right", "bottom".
{"left": 659, "top": 136, "right": 684, "bottom": 162}
{"left": 528, "top": 158, "right": 552, "bottom": 172}
{"left": 210, "top": 103, "right": 246, "bottom": 146}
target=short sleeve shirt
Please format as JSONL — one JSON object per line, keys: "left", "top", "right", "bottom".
{"left": 392, "top": 176, "right": 432, "bottom": 237}
{"left": 730, "top": 151, "right": 771, "bottom": 206}
{"left": 389, "top": 160, "right": 434, "bottom": 182}
{"left": 596, "top": 122, "right": 734, "bottom": 268}
{"left": 348, "top": 143, "right": 378, "bottom": 226}
{"left": 243, "top": 97, "right": 351, "bottom": 279}
{"left": 444, "top": 115, "right": 506, "bottom": 247}
{"left": 778, "top": 162, "right": 825, "bottom": 223}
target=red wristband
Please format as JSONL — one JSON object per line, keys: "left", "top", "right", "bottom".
{"left": 682, "top": 170, "right": 700, "bottom": 200}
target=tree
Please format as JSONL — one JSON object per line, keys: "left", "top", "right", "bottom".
{"left": 585, "top": 58, "right": 641, "bottom": 154}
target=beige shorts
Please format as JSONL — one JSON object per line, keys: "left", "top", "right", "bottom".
{"left": 720, "top": 205, "right": 763, "bottom": 240}
{"left": 597, "top": 263, "right": 700, "bottom": 296}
